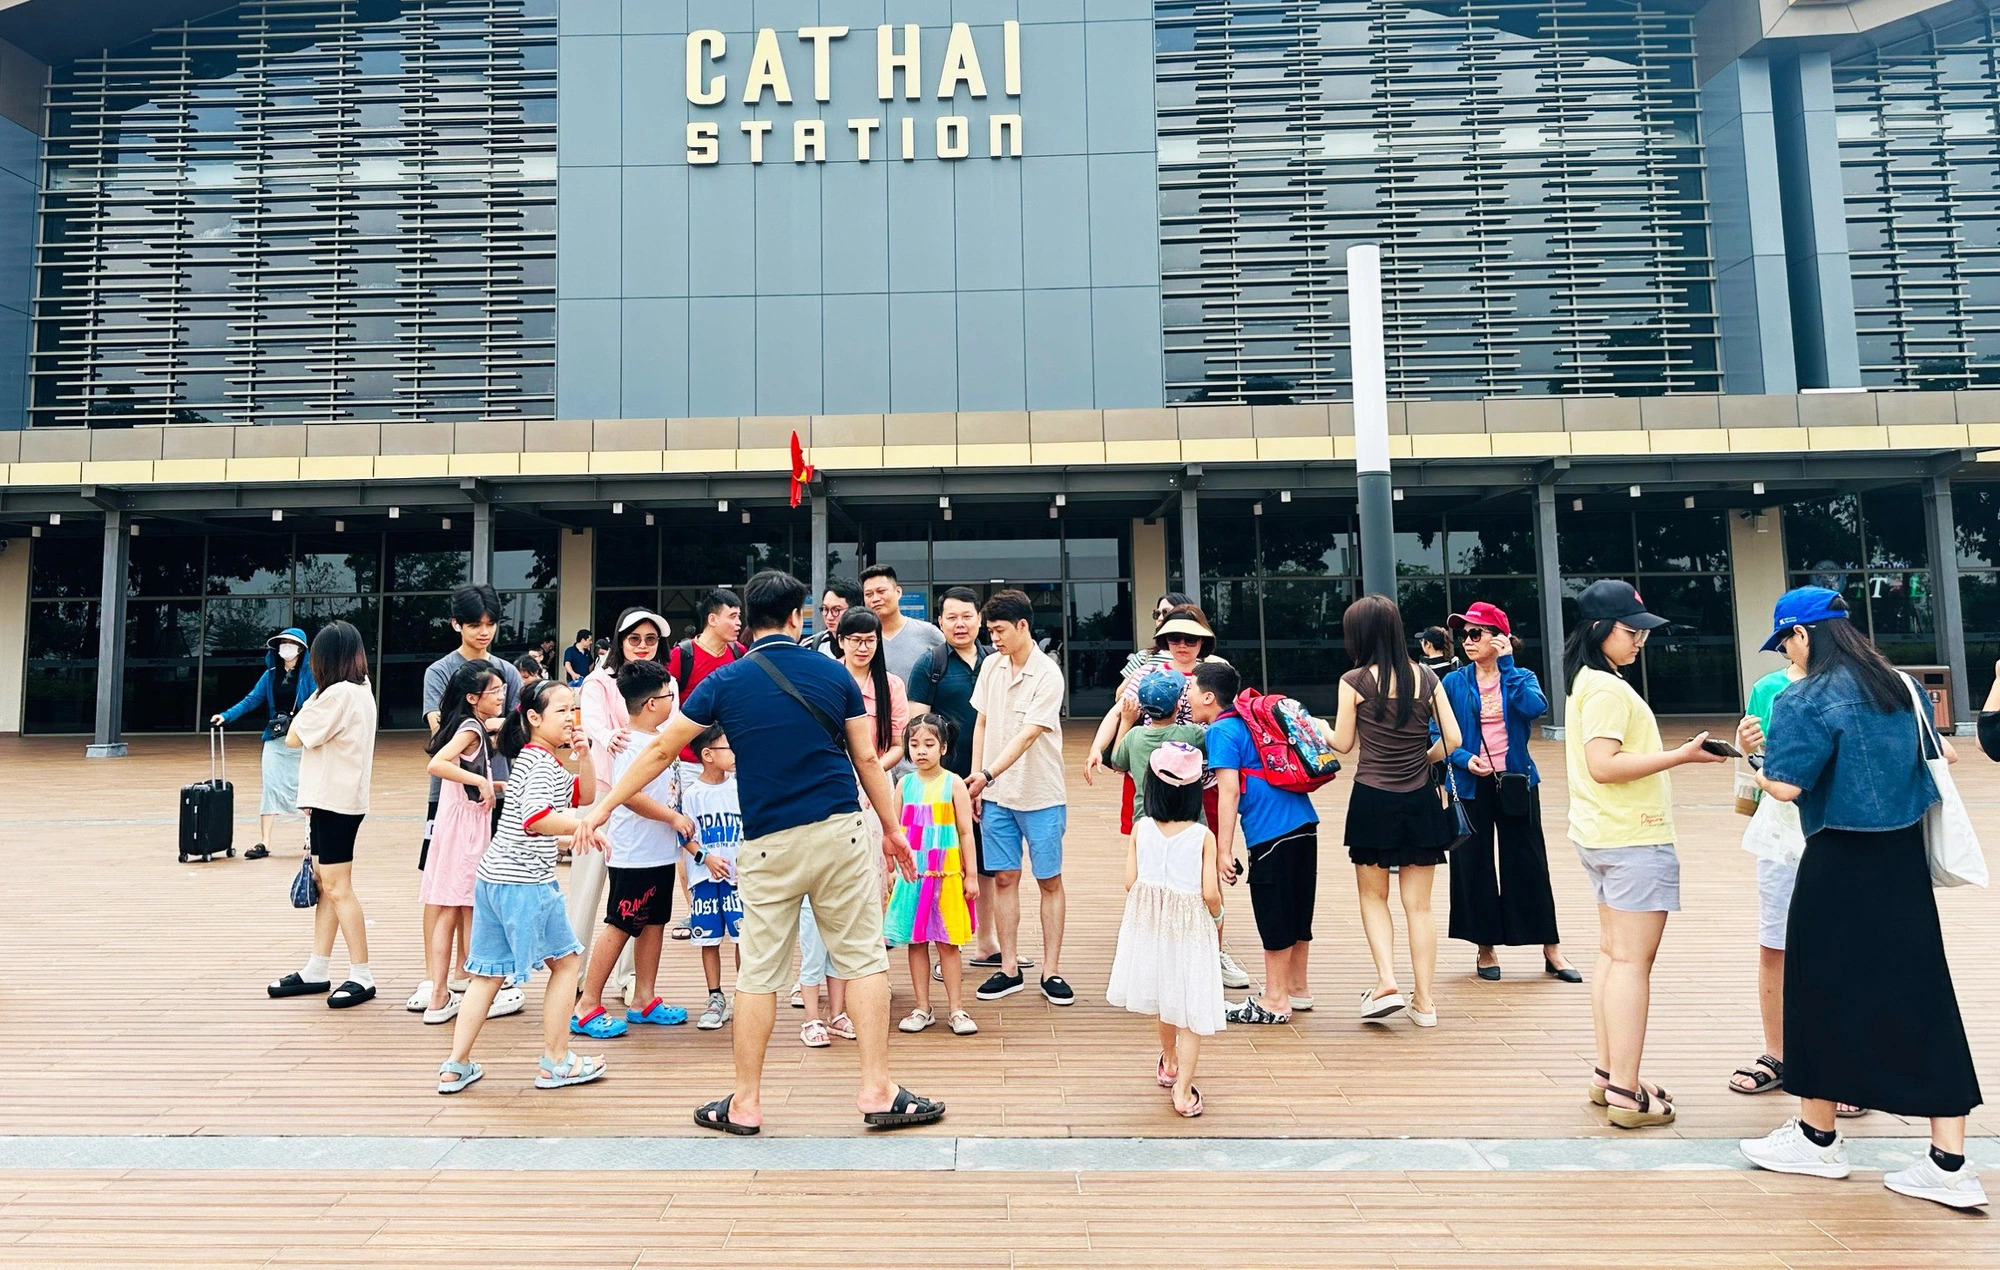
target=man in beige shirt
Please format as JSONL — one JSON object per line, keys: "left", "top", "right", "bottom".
{"left": 967, "top": 589, "right": 1072, "bottom": 1005}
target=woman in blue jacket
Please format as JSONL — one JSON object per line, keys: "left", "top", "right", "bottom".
{"left": 1440, "top": 603, "right": 1578, "bottom": 982}
{"left": 211, "top": 627, "right": 315, "bottom": 860}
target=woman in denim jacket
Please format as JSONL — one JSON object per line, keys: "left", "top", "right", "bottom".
{"left": 211, "top": 627, "right": 315, "bottom": 860}
{"left": 1738, "top": 593, "right": 1984, "bottom": 1210}
{"left": 1439, "top": 603, "right": 1577, "bottom": 983}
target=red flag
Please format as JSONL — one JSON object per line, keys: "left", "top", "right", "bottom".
{"left": 789, "top": 430, "right": 815, "bottom": 508}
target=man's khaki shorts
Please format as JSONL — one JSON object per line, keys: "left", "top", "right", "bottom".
{"left": 736, "top": 810, "right": 890, "bottom": 995}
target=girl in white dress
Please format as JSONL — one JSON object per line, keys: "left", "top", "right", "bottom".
{"left": 1107, "top": 741, "right": 1225, "bottom": 1117}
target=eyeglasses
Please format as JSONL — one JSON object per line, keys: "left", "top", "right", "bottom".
{"left": 1614, "top": 622, "right": 1652, "bottom": 645}
{"left": 1154, "top": 607, "right": 1174, "bottom": 621}
{"left": 625, "top": 633, "right": 659, "bottom": 646}
{"left": 479, "top": 682, "right": 508, "bottom": 697}
{"left": 647, "top": 691, "right": 674, "bottom": 705}
{"left": 842, "top": 634, "right": 879, "bottom": 646}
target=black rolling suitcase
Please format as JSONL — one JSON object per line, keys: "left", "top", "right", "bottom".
{"left": 179, "top": 726, "right": 236, "bottom": 862}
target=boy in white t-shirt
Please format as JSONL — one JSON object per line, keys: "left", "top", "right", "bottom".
{"left": 682, "top": 722, "right": 744, "bottom": 1030}
{"left": 571, "top": 661, "right": 695, "bottom": 1039}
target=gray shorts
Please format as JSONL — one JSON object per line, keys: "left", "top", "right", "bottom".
{"left": 1574, "top": 843, "right": 1680, "bottom": 913}
{"left": 1756, "top": 857, "right": 1798, "bottom": 951}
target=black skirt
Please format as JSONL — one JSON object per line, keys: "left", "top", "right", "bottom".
{"left": 1448, "top": 774, "right": 1561, "bottom": 948}
{"left": 1346, "top": 780, "right": 1452, "bottom": 868}
{"left": 1783, "top": 822, "right": 1982, "bottom": 1118}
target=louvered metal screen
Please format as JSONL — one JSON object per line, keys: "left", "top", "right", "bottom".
{"left": 33, "top": 0, "right": 555, "bottom": 427}
{"left": 1156, "top": 0, "right": 1718, "bottom": 403}
{"left": 1836, "top": 14, "right": 2000, "bottom": 389}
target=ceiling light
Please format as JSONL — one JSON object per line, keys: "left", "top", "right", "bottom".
{"left": 389, "top": 506, "right": 400, "bottom": 519}
{"left": 645, "top": 512, "right": 655, "bottom": 526}
{"left": 1752, "top": 482, "right": 1764, "bottom": 496}
{"left": 334, "top": 520, "right": 345, "bottom": 533}
{"left": 272, "top": 508, "right": 283, "bottom": 521}
{"left": 1683, "top": 496, "right": 1696, "bottom": 509}
{"left": 1628, "top": 485, "right": 1641, "bottom": 499}
{"left": 440, "top": 516, "right": 451, "bottom": 530}
{"left": 612, "top": 502, "right": 624, "bottom": 515}
{"left": 1571, "top": 498, "right": 1583, "bottom": 512}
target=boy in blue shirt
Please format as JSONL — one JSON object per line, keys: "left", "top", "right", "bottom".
{"left": 1190, "top": 660, "right": 1319, "bottom": 1025}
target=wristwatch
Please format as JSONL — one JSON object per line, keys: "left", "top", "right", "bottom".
{"left": 979, "top": 768, "right": 995, "bottom": 784}
{"left": 692, "top": 849, "right": 707, "bottom": 866}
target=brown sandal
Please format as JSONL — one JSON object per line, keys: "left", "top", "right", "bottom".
{"left": 1605, "top": 1083, "right": 1676, "bottom": 1129}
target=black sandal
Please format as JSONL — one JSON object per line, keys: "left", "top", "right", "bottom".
{"left": 862, "top": 1086, "right": 946, "bottom": 1129}
{"left": 1729, "top": 1054, "right": 1785, "bottom": 1095}
{"left": 693, "top": 1094, "right": 760, "bottom": 1136}
{"left": 1226, "top": 999, "right": 1291, "bottom": 1025}
{"left": 245, "top": 843, "right": 270, "bottom": 860}
{"left": 327, "top": 980, "right": 376, "bottom": 1008}
{"left": 267, "top": 972, "right": 330, "bottom": 998}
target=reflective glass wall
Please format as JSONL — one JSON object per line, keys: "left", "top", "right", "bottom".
{"left": 34, "top": 0, "right": 556, "bottom": 426}
{"left": 1783, "top": 490, "right": 1936, "bottom": 669}
{"left": 1156, "top": 0, "right": 1716, "bottom": 403}
{"left": 1952, "top": 483, "right": 2000, "bottom": 702}
{"left": 24, "top": 527, "right": 558, "bottom": 733}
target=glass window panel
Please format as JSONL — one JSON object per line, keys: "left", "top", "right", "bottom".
{"left": 1260, "top": 513, "right": 1353, "bottom": 577}
{"left": 203, "top": 597, "right": 292, "bottom": 657}
{"left": 129, "top": 535, "right": 207, "bottom": 596}
{"left": 1635, "top": 509, "right": 1728, "bottom": 573}
{"left": 500, "top": 589, "right": 557, "bottom": 654}
{"left": 1395, "top": 515, "right": 1445, "bottom": 577}
{"left": 1866, "top": 570, "right": 1935, "bottom": 636}
{"left": 29, "top": 536, "right": 102, "bottom": 599}
{"left": 1447, "top": 512, "right": 1534, "bottom": 576}
{"left": 868, "top": 529, "right": 931, "bottom": 587}
{"left": 595, "top": 588, "right": 662, "bottom": 645}
{"left": 24, "top": 600, "right": 100, "bottom": 734}
{"left": 296, "top": 533, "right": 380, "bottom": 594}
{"left": 1198, "top": 510, "right": 1259, "bottom": 578}
{"left": 1785, "top": 495, "right": 1865, "bottom": 573}
{"left": 1962, "top": 572, "right": 2000, "bottom": 702}
{"left": 1397, "top": 578, "right": 1448, "bottom": 632}
{"left": 1860, "top": 488, "right": 1930, "bottom": 569}
{"left": 492, "top": 528, "right": 559, "bottom": 592}
{"left": 934, "top": 524, "right": 1061, "bottom": 581}
{"left": 595, "top": 526, "right": 659, "bottom": 589}
{"left": 1063, "top": 526, "right": 1127, "bottom": 581}
{"left": 1262, "top": 578, "right": 1352, "bottom": 709}
{"left": 1557, "top": 512, "right": 1635, "bottom": 574}
{"left": 1952, "top": 483, "right": 2000, "bottom": 568}
{"left": 294, "top": 595, "right": 381, "bottom": 647}
{"left": 383, "top": 592, "right": 453, "bottom": 657}
{"left": 389, "top": 532, "right": 472, "bottom": 593}
{"left": 204, "top": 535, "right": 293, "bottom": 597}
{"left": 1635, "top": 576, "right": 1738, "bottom": 713}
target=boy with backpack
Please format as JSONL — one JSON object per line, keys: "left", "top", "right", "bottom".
{"left": 1189, "top": 660, "right": 1322, "bottom": 1025}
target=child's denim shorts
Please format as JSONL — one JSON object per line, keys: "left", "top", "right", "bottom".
{"left": 466, "top": 879, "right": 582, "bottom": 980}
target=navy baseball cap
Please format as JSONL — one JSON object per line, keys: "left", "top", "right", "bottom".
{"left": 1574, "top": 579, "right": 1669, "bottom": 630}
{"left": 1761, "top": 586, "right": 1845, "bottom": 652}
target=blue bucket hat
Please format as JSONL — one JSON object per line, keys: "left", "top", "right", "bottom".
{"left": 1761, "top": 586, "right": 1845, "bottom": 652}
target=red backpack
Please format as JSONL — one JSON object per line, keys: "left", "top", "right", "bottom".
{"left": 1230, "top": 687, "right": 1340, "bottom": 793}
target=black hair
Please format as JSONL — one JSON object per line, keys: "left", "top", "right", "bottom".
{"left": 1344, "top": 593, "right": 1416, "bottom": 726}
{"left": 823, "top": 577, "right": 863, "bottom": 607}
{"left": 859, "top": 563, "right": 899, "bottom": 586}
{"left": 1802, "top": 596, "right": 1907, "bottom": 713}
{"left": 605, "top": 606, "right": 664, "bottom": 672}
{"left": 450, "top": 583, "right": 503, "bottom": 627}
{"left": 698, "top": 588, "right": 742, "bottom": 631}
{"left": 939, "top": 585, "right": 980, "bottom": 611}
{"left": 905, "top": 711, "right": 957, "bottom": 755}
{"left": 1193, "top": 658, "right": 1239, "bottom": 703}
{"left": 499, "top": 678, "right": 569, "bottom": 761}
{"left": 513, "top": 652, "right": 543, "bottom": 680}
{"left": 1419, "top": 626, "right": 1453, "bottom": 656}
{"left": 594, "top": 636, "right": 610, "bottom": 652}
{"left": 1142, "top": 766, "right": 1206, "bottom": 825}
{"left": 575, "top": 629, "right": 591, "bottom": 643}
{"left": 837, "top": 606, "right": 895, "bottom": 752}
{"left": 981, "top": 587, "right": 1034, "bottom": 629}
{"left": 695, "top": 721, "right": 727, "bottom": 759}
{"left": 617, "top": 657, "right": 671, "bottom": 713}
{"left": 745, "top": 568, "right": 809, "bottom": 633}
{"left": 309, "top": 620, "right": 369, "bottom": 689}
{"left": 1562, "top": 618, "right": 1622, "bottom": 691}
{"left": 427, "top": 659, "right": 498, "bottom": 756}
{"left": 1154, "top": 591, "right": 1195, "bottom": 612}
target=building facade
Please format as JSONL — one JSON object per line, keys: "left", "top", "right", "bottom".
{"left": 0, "top": 0, "right": 1997, "bottom": 746}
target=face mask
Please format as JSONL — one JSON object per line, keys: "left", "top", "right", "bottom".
{"left": 278, "top": 645, "right": 301, "bottom": 664}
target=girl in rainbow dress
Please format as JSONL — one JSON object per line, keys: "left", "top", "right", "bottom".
{"left": 885, "top": 713, "right": 980, "bottom": 1036}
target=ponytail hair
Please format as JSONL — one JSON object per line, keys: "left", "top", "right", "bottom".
{"left": 906, "top": 711, "right": 956, "bottom": 754}
{"left": 500, "top": 677, "right": 567, "bottom": 761}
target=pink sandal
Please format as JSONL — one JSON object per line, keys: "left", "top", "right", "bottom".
{"left": 800, "top": 1019, "right": 831, "bottom": 1048}
{"left": 828, "top": 1013, "right": 857, "bottom": 1041}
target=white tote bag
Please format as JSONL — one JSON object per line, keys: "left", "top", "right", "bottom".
{"left": 1907, "top": 677, "right": 1987, "bottom": 889}
{"left": 1740, "top": 782, "right": 1806, "bottom": 866}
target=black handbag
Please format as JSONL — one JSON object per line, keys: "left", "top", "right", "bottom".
{"left": 1494, "top": 770, "right": 1533, "bottom": 819}
{"left": 1439, "top": 770, "right": 1474, "bottom": 849}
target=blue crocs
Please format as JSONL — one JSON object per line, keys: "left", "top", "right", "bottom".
{"left": 626, "top": 997, "right": 688, "bottom": 1026}
{"left": 569, "top": 1006, "right": 628, "bottom": 1039}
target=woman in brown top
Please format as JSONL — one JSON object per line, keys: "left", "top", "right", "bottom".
{"left": 1330, "top": 595, "right": 1463, "bottom": 1028}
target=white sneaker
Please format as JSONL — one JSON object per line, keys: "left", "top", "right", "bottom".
{"left": 1219, "top": 950, "right": 1251, "bottom": 990}
{"left": 1739, "top": 1120, "right": 1851, "bottom": 1179}
{"left": 405, "top": 981, "right": 434, "bottom": 1012}
{"left": 698, "top": 990, "right": 731, "bottom": 1030}
{"left": 1359, "top": 989, "right": 1406, "bottom": 1020}
{"left": 1409, "top": 1006, "right": 1437, "bottom": 1028}
{"left": 1884, "top": 1155, "right": 1988, "bottom": 1208}
{"left": 486, "top": 985, "right": 526, "bottom": 1019}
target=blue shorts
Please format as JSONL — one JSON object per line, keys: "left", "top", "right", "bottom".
{"left": 688, "top": 877, "right": 742, "bottom": 948}
{"left": 465, "top": 879, "right": 582, "bottom": 981}
{"left": 981, "top": 803, "right": 1066, "bottom": 879}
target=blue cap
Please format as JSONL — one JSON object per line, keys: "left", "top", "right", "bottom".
{"left": 1761, "top": 586, "right": 1845, "bottom": 652}
{"left": 1136, "top": 669, "right": 1187, "bottom": 719}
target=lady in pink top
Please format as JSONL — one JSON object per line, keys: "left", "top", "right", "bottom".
{"left": 567, "top": 607, "right": 667, "bottom": 970}
{"left": 1439, "top": 602, "right": 1578, "bottom": 983}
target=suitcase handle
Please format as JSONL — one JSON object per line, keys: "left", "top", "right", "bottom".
{"left": 209, "top": 722, "right": 225, "bottom": 783}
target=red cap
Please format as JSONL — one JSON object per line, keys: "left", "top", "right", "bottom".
{"left": 1447, "top": 601, "right": 1511, "bottom": 637}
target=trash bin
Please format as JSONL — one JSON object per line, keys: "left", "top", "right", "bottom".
{"left": 1900, "top": 665, "right": 1953, "bottom": 731}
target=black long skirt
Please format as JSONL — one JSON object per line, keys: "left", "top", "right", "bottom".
{"left": 1447, "top": 775, "right": 1561, "bottom": 948}
{"left": 1783, "top": 822, "right": 1982, "bottom": 1118}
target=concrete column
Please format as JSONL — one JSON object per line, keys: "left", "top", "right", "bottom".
{"left": 1773, "top": 52, "right": 1862, "bottom": 389}
{"left": 1729, "top": 506, "right": 1790, "bottom": 708}
{"left": 470, "top": 500, "right": 492, "bottom": 586}
{"left": 810, "top": 494, "right": 829, "bottom": 639}
{"left": 88, "top": 511, "right": 129, "bottom": 757}
{"left": 1180, "top": 488, "right": 1201, "bottom": 599}
{"left": 1923, "top": 477, "right": 1973, "bottom": 730}
{"left": 1131, "top": 518, "right": 1167, "bottom": 648}
{"left": 1533, "top": 482, "right": 1567, "bottom": 735}
{"left": 557, "top": 527, "right": 594, "bottom": 646}
{"left": 0, "top": 533, "right": 26, "bottom": 731}
{"left": 1701, "top": 57, "right": 1798, "bottom": 395}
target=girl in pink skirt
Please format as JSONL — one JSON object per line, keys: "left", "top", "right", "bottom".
{"left": 420, "top": 659, "right": 506, "bottom": 1024}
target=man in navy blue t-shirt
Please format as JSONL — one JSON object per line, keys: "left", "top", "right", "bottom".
{"left": 582, "top": 570, "right": 943, "bottom": 1136}
{"left": 1191, "top": 660, "right": 1319, "bottom": 1026}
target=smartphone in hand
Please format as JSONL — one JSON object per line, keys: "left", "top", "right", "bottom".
{"left": 1699, "top": 738, "right": 1744, "bottom": 759}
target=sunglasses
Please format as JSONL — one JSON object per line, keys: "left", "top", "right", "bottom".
{"left": 1164, "top": 633, "right": 1203, "bottom": 645}
{"left": 1460, "top": 627, "right": 1496, "bottom": 643}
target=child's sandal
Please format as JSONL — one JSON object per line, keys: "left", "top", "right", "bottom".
{"left": 898, "top": 1008, "right": 935, "bottom": 1033}
{"left": 800, "top": 1019, "right": 831, "bottom": 1048}
{"left": 535, "top": 1051, "right": 607, "bottom": 1089}
{"left": 437, "top": 1060, "right": 483, "bottom": 1095}
{"left": 948, "top": 1010, "right": 978, "bottom": 1036}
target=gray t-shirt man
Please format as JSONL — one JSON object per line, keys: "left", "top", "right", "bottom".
{"left": 423, "top": 650, "right": 523, "bottom": 799}
{"left": 882, "top": 617, "right": 947, "bottom": 690}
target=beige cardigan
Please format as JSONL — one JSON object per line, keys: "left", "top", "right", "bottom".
{"left": 287, "top": 680, "right": 378, "bottom": 815}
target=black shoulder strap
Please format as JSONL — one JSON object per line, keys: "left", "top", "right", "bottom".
{"left": 745, "top": 649, "right": 848, "bottom": 751}
{"left": 674, "top": 639, "right": 696, "bottom": 698}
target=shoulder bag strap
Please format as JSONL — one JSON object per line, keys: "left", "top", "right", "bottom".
{"left": 745, "top": 649, "right": 849, "bottom": 751}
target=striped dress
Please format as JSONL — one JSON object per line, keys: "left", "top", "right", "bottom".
{"left": 884, "top": 770, "right": 976, "bottom": 947}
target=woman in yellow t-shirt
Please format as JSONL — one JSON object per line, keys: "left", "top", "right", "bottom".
{"left": 1562, "top": 582, "right": 1729, "bottom": 1129}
